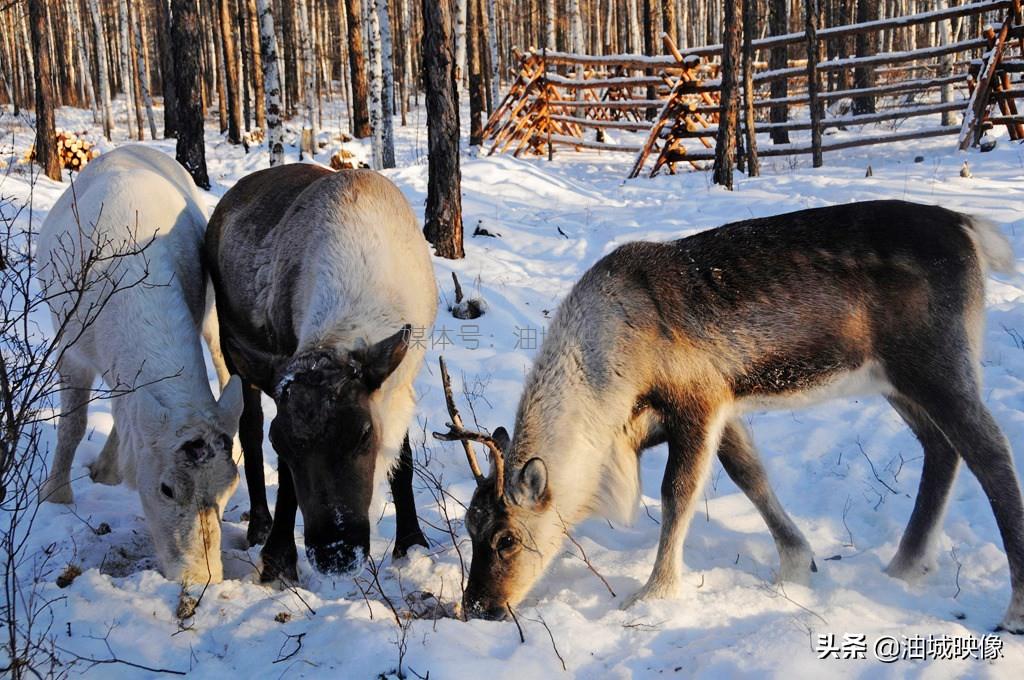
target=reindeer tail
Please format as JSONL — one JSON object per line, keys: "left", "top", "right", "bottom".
{"left": 962, "top": 215, "right": 1016, "bottom": 275}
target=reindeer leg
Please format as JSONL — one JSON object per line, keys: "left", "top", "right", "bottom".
{"left": 240, "top": 382, "right": 272, "bottom": 546}
{"left": 389, "top": 434, "right": 428, "bottom": 559}
{"left": 260, "top": 462, "right": 299, "bottom": 583}
{"left": 625, "top": 406, "right": 726, "bottom": 608}
{"left": 891, "top": 362, "right": 1024, "bottom": 633}
{"left": 884, "top": 394, "right": 960, "bottom": 582}
{"left": 87, "top": 427, "right": 121, "bottom": 485}
{"left": 718, "top": 418, "right": 815, "bottom": 585}
{"left": 40, "top": 360, "right": 93, "bottom": 505}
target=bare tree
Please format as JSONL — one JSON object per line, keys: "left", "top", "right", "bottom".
{"left": 345, "top": 0, "right": 371, "bottom": 137}
{"left": 171, "top": 0, "right": 210, "bottom": 189}
{"left": 853, "top": 0, "right": 879, "bottom": 115}
{"left": 152, "top": 0, "right": 178, "bottom": 137}
{"left": 117, "top": 0, "right": 138, "bottom": 140}
{"left": 0, "top": 185, "right": 155, "bottom": 678}
{"left": 27, "top": 0, "right": 60, "bottom": 181}
{"left": 713, "top": 0, "right": 741, "bottom": 189}
{"left": 245, "top": 0, "right": 266, "bottom": 130}
{"left": 219, "top": 0, "right": 244, "bottom": 144}
{"left": 132, "top": 0, "right": 158, "bottom": 140}
{"left": 422, "top": 0, "right": 464, "bottom": 259}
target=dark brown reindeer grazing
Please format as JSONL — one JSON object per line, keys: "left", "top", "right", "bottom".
{"left": 205, "top": 165, "right": 437, "bottom": 580}
{"left": 437, "top": 200, "right": 1024, "bottom": 632}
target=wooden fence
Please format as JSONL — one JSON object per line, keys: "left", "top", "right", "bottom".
{"left": 480, "top": 0, "right": 1024, "bottom": 179}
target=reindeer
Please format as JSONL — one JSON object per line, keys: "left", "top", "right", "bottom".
{"left": 204, "top": 165, "right": 437, "bottom": 581}
{"left": 37, "top": 145, "right": 244, "bottom": 584}
{"left": 438, "top": 200, "right": 1024, "bottom": 632}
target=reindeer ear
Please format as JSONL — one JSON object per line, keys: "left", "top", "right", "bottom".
{"left": 135, "top": 389, "right": 171, "bottom": 445}
{"left": 492, "top": 426, "right": 511, "bottom": 453}
{"left": 355, "top": 325, "right": 411, "bottom": 392}
{"left": 514, "top": 457, "right": 548, "bottom": 508}
{"left": 217, "top": 375, "right": 244, "bottom": 433}
{"left": 222, "top": 332, "right": 288, "bottom": 395}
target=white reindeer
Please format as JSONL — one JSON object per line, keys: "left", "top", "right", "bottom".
{"left": 37, "top": 145, "right": 243, "bottom": 585}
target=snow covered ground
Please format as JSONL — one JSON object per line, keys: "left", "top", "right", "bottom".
{"left": 3, "top": 99, "right": 1024, "bottom": 678}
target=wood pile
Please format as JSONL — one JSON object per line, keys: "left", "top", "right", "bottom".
{"left": 24, "top": 129, "right": 100, "bottom": 172}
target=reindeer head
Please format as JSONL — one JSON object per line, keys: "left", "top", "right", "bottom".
{"left": 433, "top": 358, "right": 562, "bottom": 620}
{"left": 135, "top": 376, "right": 244, "bottom": 585}
{"left": 268, "top": 326, "right": 411, "bottom": 575}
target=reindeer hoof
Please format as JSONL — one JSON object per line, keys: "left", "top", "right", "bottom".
{"left": 884, "top": 555, "right": 936, "bottom": 584}
{"left": 87, "top": 459, "right": 121, "bottom": 486}
{"left": 778, "top": 544, "right": 816, "bottom": 586}
{"left": 997, "top": 596, "right": 1024, "bottom": 635}
{"left": 38, "top": 477, "right": 73, "bottom": 505}
{"left": 622, "top": 580, "right": 681, "bottom": 609}
{"left": 259, "top": 545, "right": 298, "bottom": 584}
{"left": 392, "top": 530, "right": 428, "bottom": 560}
{"left": 246, "top": 507, "right": 273, "bottom": 547}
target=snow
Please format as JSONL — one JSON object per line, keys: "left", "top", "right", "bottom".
{"left": 3, "top": 97, "right": 1024, "bottom": 678}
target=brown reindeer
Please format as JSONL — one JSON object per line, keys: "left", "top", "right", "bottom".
{"left": 438, "top": 200, "right": 1024, "bottom": 632}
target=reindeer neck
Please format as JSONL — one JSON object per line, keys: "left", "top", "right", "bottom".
{"left": 511, "top": 337, "right": 639, "bottom": 525}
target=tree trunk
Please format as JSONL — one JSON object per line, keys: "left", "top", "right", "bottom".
{"left": 768, "top": 0, "right": 788, "bottom": 143}
{"left": 366, "top": 0, "right": 384, "bottom": 167}
{"left": 345, "top": 0, "right": 371, "bottom": 137}
{"left": 422, "top": 0, "right": 463, "bottom": 259}
{"left": 280, "top": 0, "right": 297, "bottom": 117}
{"left": 805, "top": 0, "right": 823, "bottom": 167}
{"left": 377, "top": 0, "right": 396, "bottom": 167}
{"left": 256, "top": 0, "right": 283, "bottom": 164}
{"left": 132, "top": 0, "right": 158, "bottom": 140}
{"left": 741, "top": 0, "right": 759, "bottom": 176}
{"left": 569, "top": 0, "right": 583, "bottom": 53}
{"left": 28, "top": 0, "right": 60, "bottom": 181}
{"left": 468, "top": 0, "right": 484, "bottom": 144}
{"left": 152, "top": 0, "right": 178, "bottom": 136}
{"left": 455, "top": 0, "right": 467, "bottom": 83}
{"left": 88, "top": 0, "right": 114, "bottom": 139}
{"left": 297, "top": 0, "right": 317, "bottom": 157}
{"left": 712, "top": 0, "right": 740, "bottom": 189}
{"left": 219, "top": 0, "right": 243, "bottom": 143}
{"left": 853, "top": 0, "right": 879, "bottom": 115}
{"left": 117, "top": 0, "right": 137, "bottom": 139}
{"left": 171, "top": 0, "right": 210, "bottom": 189}
{"left": 246, "top": 0, "right": 266, "bottom": 129}
{"left": 485, "top": 0, "right": 499, "bottom": 110}
{"left": 545, "top": 0, "right": 555, "bottom": 49}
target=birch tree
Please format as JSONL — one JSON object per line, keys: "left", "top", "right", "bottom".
{"left": 366, "top": 0, "right": 384, "bottom": 168}
{"left": 485, "top": 0, "right": 499, "bottom": 108}
{"left": 132, "top": 0, "right": 158, "bottom": 139}
{"left": 569, "top": 0, "right": 583, "bottom": 53}
{"left": 256, "top": 0, "right": 283, "bottom": 164}
{"left": 88, "top": 0, "right": 114, "bottom": 139}
{"left": 152, "top": 0, "right": 177, "bottom": 136}
{"left": 455, "top": 0, "right": 467, "bottom": 83}
{"left": 297, "top": 0, "right": 317, "bottom": 157}
{"left": 378, "top": 0, "right": 396, "bottom": 168}
{"left": 545, "top": 0, "right": 556, "bottom": 49}
{"left": 118, "top": 0, "right": 138, "bottom": 139}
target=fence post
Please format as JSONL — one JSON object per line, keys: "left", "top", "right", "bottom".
{"left": 805, "top": 0, "right": 823, "bottom": 168}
